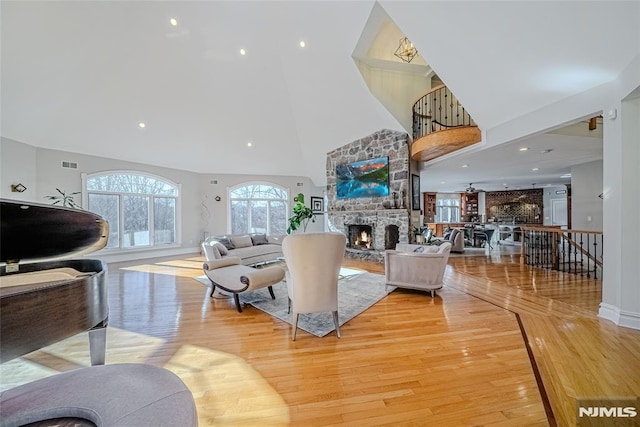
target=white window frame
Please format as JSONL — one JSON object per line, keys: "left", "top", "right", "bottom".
{"left": 82, "top": 170, "right": 182, "bottom": 252}
{"left": 436, "top": 194, "right": 461, "bottom": 223}
{"left": 227, "top": 181, "right": 289, "bottom": 235}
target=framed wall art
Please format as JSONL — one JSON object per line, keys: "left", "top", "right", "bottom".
{"left": 411, "top": 174, "right": 421, "bottom": 211}
{"left": 311, "top": 196, "right": 324, "bottom": 213}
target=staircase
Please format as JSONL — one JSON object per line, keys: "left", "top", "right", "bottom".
{"left": 411, "top": 85, "right": 481, "bottom": 162}
{"left": 521, "top": 227, "right": 603, "bottom": 279}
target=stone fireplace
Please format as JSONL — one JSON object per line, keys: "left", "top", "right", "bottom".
{"left": 325, "top": 129, "right": 416, "bottom": 259}
{"left": 347, "top": 224, "right": 373, "bottom": 250}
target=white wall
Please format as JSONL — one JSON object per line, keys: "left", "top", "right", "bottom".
{"left": 1, "top": 137, "right": 324, "bottom": 263}
{"left": 353, "top": 14, "right": 432, "bottom": 134}
{"left": 198, "top": 173, "right": 324, "bottom": 238}
{"left": 0, "top": 138, "right": 37, "bottom": 201}
{"left": 617, "top": 93, "right": 640, "bottom": 328}
{"left": 356, "top": 64, "right": 431, "bottom": 133}
{"left": 30, "top": 143, "right": 202, "bottom": 261}
{"left": 570, "top": 161, "right": 603, "bottom": 230}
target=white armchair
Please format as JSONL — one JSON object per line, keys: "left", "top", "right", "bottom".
{"left": 282, "top": 232, "right": 346, "bottom": 340}
{"left": 384, "top": 242, "right": 452, "bottom": 297}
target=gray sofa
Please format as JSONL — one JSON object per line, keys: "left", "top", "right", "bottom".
{"left": 202, "top": 233, "right": 285, "bottom": 266}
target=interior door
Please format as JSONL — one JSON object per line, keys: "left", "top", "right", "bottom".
{"left": 551, "top": 199, "right": 568, "bottom": 226}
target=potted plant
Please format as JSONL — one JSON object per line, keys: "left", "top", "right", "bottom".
{"left": 287, "top": 193, "right": 315, "bottom": 234}
{"left": 411, "top": 225, "right": 434, "bottom": 244}
{"left": 45, "top": 188, "right": 81, "bottom": 209}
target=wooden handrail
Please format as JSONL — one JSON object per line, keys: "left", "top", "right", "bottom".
{"left": 523, "top": 226, "right": 602, "bottom": 235}
{"left": 563, "top": 232, "right": 603, "bottom": 268}
{"left": 412, "top": 84, "right": 477, "bottom": 143}
{"left": 520, "top": 226, "right": 603, "bottom": 279}
{"left": 411, "top": 84, "right": 446, "bottom": 107}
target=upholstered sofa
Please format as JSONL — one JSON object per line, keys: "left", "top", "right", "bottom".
{"left": 202, "top": 233, "right": 285, "bottom": 266}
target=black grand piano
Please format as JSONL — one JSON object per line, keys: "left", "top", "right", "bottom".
{"left": 0, "top": 198, "right": 109, "bottom": 365}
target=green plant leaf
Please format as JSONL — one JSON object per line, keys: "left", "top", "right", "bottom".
{"left": 287, "top": 192, "right": 314, "bottom": 234}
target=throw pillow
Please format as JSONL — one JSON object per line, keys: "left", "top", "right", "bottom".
{"left": 413, "top": 246, "right": 425, "bottom": 253}
{"left": 251, "top": 233, "right": 269, "bottom": 246}
{"left": 215, "top": 237, "right": 235, "bottom": 250}
{"left": 212, "top": 241, "right": 228, "bottom": 255}
{"left": 231, "top": 235, "right": 253, "bottom": 248}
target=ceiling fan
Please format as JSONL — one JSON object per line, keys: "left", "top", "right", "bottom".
{"left": 464, "top": 183, "right": 485, "bottom": 193}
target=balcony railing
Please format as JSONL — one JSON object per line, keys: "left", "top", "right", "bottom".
{"left": 521, "top": 227, "right": 603, "bottom": 279}
{"left": 412, "top": 84, "right": 477, "bottom": 141}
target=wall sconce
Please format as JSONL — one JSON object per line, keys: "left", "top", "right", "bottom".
{"left": 11, "top": 183, "right": 27, "bottom": 193}
{"left": 598, "top": 193, "right": 604, "bottom": 199}
{"left": 394, "top": 37, "right": 418, "bottom": 63}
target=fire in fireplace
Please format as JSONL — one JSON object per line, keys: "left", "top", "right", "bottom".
{"left": 347, "top": 224, "right": 373, "bottom": 250}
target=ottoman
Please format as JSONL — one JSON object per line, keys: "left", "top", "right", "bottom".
{"left": 0, "top": 363, "right": 197, "bottom": 427}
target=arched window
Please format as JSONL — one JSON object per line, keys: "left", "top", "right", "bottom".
{"left": 83, "top": 171, "right": 180, "bottom": 249}
{"left": 228, "top": 183, "right": 288, "bottom": 235}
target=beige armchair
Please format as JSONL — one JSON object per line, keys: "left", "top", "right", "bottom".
{"left": 282, "top": 232, "right": 346, "bottom": 340}
{"left": 384, "top": 242, "right": 452, "bottom": 297}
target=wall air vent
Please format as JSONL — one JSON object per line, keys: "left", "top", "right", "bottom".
{"left": 62, "top": 161, "right": 78, "bottom": 169}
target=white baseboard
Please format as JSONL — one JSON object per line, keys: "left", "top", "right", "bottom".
{"left": 87, "top": 246, "right": 200, "bottom": 264}
{"left": 598, "top": 303, "right": 640, "bottom": 330}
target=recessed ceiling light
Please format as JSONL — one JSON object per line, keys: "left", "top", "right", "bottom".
{"left": 239, "top": 48, "right": 246, "bottom": 56}
{"left": 440, "top": 181, "right": 445, "bottom": 184}
{"left": 461, "top": 164, "right": 468, "bottom": 168}
{"left": 299, "top": 40, "right": 306, "bottom": 48}
{"left": 247, "top": 142, "right": 252, "bottom": 147}
{"left": 169, "top": 18, "right": 178, "bottom": 26}
{"left": 519, "top": 147, "right": 529, "bottom": 151}
{"left": 138, "top": 122, "right": 146, "bottom": 129}
{"left": 532, "top": 167, "right": 539, "bottom": 171}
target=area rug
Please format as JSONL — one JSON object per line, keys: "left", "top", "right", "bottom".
{"left": 194, "top": 271, "right": 394, "bottom": 337}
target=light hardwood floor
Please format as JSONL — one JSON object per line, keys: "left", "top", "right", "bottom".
{"left": 1, "top": 247, "right": 639, "bottom": 426}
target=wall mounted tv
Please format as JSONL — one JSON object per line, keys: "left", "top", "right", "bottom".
{"left": 336, "top": 156, "right": 389, "bottom": 199}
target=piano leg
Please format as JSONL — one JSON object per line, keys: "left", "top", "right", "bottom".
{"left": 89, "top": 325, "right": 107, "bottom": 366}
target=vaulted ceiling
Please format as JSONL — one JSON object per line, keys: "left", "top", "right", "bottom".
{"left": 2, "top": 1, "right": 638, "bottom": 189}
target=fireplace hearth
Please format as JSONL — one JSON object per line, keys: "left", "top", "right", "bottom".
{"left": 347, "top": 224, "right": 374, "bottom": 250}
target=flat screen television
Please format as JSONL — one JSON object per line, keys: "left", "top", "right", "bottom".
{"left": 336, "top": 156, "right": 389, "bottom": 199}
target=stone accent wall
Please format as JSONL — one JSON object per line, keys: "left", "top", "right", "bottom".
{"left": 326, "top": 129, "right": 411, "bottom": 254}
{"left": 326, "top": 129, "right": 410, "bottom": 211}
{"left": 329, "top": 210, "right": 410, "bottom": 251}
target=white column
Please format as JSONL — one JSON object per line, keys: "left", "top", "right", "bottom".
{"left": 600, "top": 92, "right": 640, "bottom": 330}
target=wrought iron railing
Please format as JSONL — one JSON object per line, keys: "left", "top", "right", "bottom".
{"left": 521, "top": 227, "right": 603, "bottom": 279}
{"left": 412, "top": 84, "right": 477, "bottom": 140}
